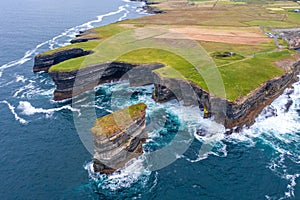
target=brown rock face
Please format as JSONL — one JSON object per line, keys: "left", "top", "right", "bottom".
{"left": 90, "top": 103, "right": 147, "bottom": 174}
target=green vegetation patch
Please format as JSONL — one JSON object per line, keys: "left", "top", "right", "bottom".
{"left": 199, "top": 41, "right": 276, "bottom": 56}
{"left": 220, "top": 50, "right": 290, "bottom": 100}
{"left": 211, "top": 51, "right": 245, "bottom": 66}
{"left": 118, "top": 48, "right": 288, "bottom": 101}
{"left": 244, "top": 20, "right": 296, "bottom": 28}
{"left": 91, "top": 103, "right": 147, "bottom": 136}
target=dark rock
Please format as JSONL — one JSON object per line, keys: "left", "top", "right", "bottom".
{"left": 141, "top": 5, "right": 164, "bottom": 14}
{"left": 261, "top": 106, "right": 278, "bottom": 119}
{"left": 284, "top": 97, "right": 293, "bottom": 112}
{"left": 48, "top": 62, "right": 164, "bottom": 101}
{"left": 33, "top": 48, "right": 91, "bottom": 72}
{"left": 70, "top": 37, "right": 99, "bottom": 44}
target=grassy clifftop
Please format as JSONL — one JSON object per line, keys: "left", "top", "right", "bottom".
{"left": 42, "top": 0, "right": 300, "bottom": 101}
{"left": 91, "top": 103, "right": 147, "bottom": 136}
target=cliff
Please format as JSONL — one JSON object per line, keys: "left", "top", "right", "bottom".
{"left": 152, "top": 57, "right": 300, "bottom": 132}
{"left": 48, "top": 62, "right": 163, "bottom": 101}
{"left": 33, "top": 0, "right": 300, "bottom": 132}
{"left": 90, "top": 103, "right": 147, "bottom": 174}
{"left": 33, "top": 48, "right": 91, "bottom": 72}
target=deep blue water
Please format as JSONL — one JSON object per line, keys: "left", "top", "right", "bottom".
{"left": 0, "top": 1, "right": 300, "bottom": 199}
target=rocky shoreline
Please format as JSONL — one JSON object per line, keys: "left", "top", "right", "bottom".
{"left": 131, "top": 0, "right": 164, "bottom": 14}
{"left": 33, "top": 0, "right": 300, "bottom": 131}
{"left": 35, "top": 50, "right": 300, "bottom": 131}
{"left": 151, "top": 59, "right": 300, "bottom": 132}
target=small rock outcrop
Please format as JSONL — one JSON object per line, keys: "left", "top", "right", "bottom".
{"left": 90, "top": 103, "right": 147, "bottom": 174}
{"left": 131, "top": 0, "right": 164, "bottom": 14}
{"left": 33, "top": 48, "right": 91, "bottom": 72}
{"left": 70, "top": 37, "right": 99, "bottom": 44}
{"left": 70, "top": 30, "right": 100, "bottom": 44}
{"left": 273, "top": 28, "right": 300, "bottom": 49}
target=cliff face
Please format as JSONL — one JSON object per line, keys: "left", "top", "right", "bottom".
{"left": 90, "top": 103, "right": 147, "bottom": 174}
{"left": 38, "top": 54, "right": 300, "bottom": 131}
{"left": 222, "top": 58, "right": 300, "bottom": 131}
{"left": 152, "top": 60, "right": 300, "bottom": 131}
{"left": 48, "top": 62, "right": 163, "bottom": 101}
{"left": 33, "top": 48, "right": 91, "bottom": 72}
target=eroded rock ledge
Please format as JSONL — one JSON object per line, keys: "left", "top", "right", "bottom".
{"left": 33, "top": 48, "right": 92, "bottom": 72}
{"left": 48, "top": 62, "right": 163, "bottom": 101}
{"left": 90, "top": 103, "right": 147, "bottom": 174}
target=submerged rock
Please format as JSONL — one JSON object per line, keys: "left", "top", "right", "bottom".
{"left": 90, "top": 103, "right": 147, "bottom": 174}
{"left": 261, "top": 105, "right": 278, "bottom": 119}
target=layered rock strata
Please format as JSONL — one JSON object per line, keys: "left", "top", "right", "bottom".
{"left": 152, "top": 59, "right": 300, "bottom": 132}
{"left": 48, "top": 62, "right": 163, "bottom": 101}
{"left": 90, "top": 103, "right": 147, "bottom": 174}
{"left": 33, "top": 48, "right": 91, "bottom": 72}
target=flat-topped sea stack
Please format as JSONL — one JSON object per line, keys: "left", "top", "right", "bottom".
{"left": 90, "top": 103, "right": 147, "bottom": 174}
{"left": 34, "top": 0, "right": 300, "bottom": 131}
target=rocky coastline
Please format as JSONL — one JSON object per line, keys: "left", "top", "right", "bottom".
{"left": 35, "top": 49, "right": 300, "bottom": 131}
{"left": 90, "top": 103, "right": 147, "bottom": 174}
{"left": 151, "top": 59, "right": 300, "bottom": 132}
{"left": 32, "top": 0, "right": 300, "bottom": 173}
{"left": 33, "top": 0, "right": 300, "bottom": 131}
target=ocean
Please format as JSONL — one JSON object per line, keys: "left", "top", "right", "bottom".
{"left": 0, "top": 0, "right": 299, "bottom": 199}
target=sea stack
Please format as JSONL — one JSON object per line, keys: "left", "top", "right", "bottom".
{"left": 90, "top": 103, "right": 147, "bottom": 174}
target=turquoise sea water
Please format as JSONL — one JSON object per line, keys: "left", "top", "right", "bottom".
{"left": 0, "top": 1, "right": 299, "bottom": 199}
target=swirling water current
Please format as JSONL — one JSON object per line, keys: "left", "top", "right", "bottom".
{"left": 0, "top": 0, "right": 299, "bottom": 199}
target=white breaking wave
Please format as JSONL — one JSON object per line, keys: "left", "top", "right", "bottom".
{"left": 15, "top": 75, "right": 27, "bottom": 83}
{"left": 13, "top": 82, "right": 35, "bottom": 98}
{"left": 13, "top": 80, "right": 55, "bottom": 99}
{"left": 47, "top": 4, "right": 131, "bottom": 50}
{"left": 118, "top": 4, "right": 130, "bottom": 21}
{"left": 0, "top": 41, "right": 48, "bottom": 78}
{"left": 17, "top": 101, "right": 81, "bottom": 116}
{"left": 235, "top": 76, "right": 300, "bottom": 200}
{"left": 0, "top": 3, "right": 134, "bottom": 78}
{"left": 0, "top": 101, "right": 27, "bottom": 124}
{"left": 84, "top": 155, "right": 155, "bottom": 192}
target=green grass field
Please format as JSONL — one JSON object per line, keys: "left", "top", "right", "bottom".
{"left": 43, "top": 0, "right": 300, "bottom": 102}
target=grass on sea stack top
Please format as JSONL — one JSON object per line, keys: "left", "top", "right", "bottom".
{"left": 91, "top": 103, "right": 147, "bottom": 136}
